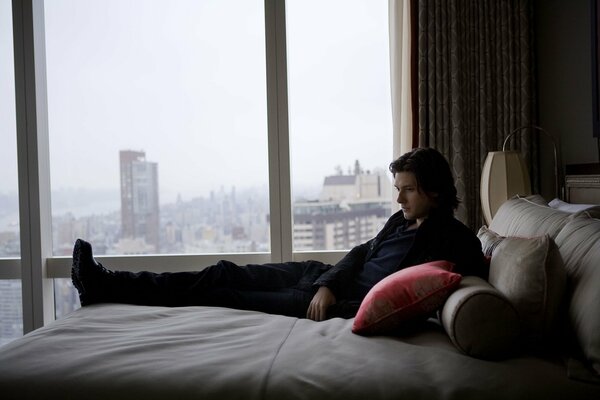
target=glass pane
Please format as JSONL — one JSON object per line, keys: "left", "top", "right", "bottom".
{"left": 54, "top": 279, "right": 79, "bottom": 319}
{"left": 0, "top": 0, "right": 19, "bottom": 257}
{"left": 287, "top": 0, "right": 393, "bottom": 251}
{"left": 0, "top": 280, "right": 23, "bottom": 347}
{"left": 45, "top": 0, "right": 270, "bottom": 257}
{"left": 0, "top": 0, "right": 22, "bottom": 345}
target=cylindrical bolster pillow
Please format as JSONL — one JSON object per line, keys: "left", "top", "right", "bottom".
{"left": 441, "top": 276, "right": 521, "bottom": 360}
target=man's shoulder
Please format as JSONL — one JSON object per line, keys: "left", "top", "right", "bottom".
{"left": 427, "top": 213, "right": 475, "bottom": 235}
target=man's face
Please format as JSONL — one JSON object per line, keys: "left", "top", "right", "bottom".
{"left": 394, "top": 171, "right": 437, "bottom": 226}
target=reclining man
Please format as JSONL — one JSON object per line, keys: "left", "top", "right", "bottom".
{"left": 72, "top": 147, "right": 486, "bottom": 321}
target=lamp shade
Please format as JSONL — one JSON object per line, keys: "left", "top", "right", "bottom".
{"left": 480, "top": 151, "right": 532, "bottom": 225}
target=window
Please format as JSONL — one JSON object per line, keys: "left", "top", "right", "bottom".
{"left": 286, "top": 0, "right": 393, "bottom": 251}
{"left": 0, "top": 0, "right": 22, "bottom": 346}
{"left": 44, "top": 0, "right": 270, "bottom": 257}
{"left": 11, "top": 0, "right": 394, "bottom": 332}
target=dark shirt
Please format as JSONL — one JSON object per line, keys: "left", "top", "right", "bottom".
{"left": 348, "top": 224, "right": 417, "bottom": 300}
{"left": 315, "top": 210, "right": 486, "bottom": 318}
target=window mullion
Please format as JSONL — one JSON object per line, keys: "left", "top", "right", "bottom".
{"left": 13, "top": 0, "right": 54, "bottom": 333}
{"left": 265, "top": 0, "right": 292, "bottom": 263}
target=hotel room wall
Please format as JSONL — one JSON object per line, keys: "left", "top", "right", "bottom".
{"left": 536, "top": 0, "right": 598, "bottom": 200}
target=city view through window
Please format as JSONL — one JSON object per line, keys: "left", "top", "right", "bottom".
{"left": 47, "top": 152, "right": 392, "bottom": 258}
{"left": 0, "top": 0, "right": 392, "bottom": 345}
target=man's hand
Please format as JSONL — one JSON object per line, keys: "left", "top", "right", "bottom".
{"left": 307, "top": 286, "right": 336, "bottom": 321}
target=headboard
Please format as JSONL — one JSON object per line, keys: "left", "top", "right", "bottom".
{"left": 565, "top": 163, "right": 600, "bottom": 205}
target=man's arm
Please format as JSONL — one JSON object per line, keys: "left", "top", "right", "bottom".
{"left": 312, "top": 241, "right": 371, "bottom": 296}
{"left": 306, "top": 241, "right": 371, "bottom": 321}
{"left": 308, "top": 212, "right": 404, "bottom": 321}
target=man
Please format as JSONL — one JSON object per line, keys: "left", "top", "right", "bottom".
{"left": 72, "top": 147, "right": 486, "bottom": 321}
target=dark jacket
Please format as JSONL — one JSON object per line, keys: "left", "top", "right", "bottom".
{"left": 314, "top": 210, "right": 486, "bottom": 301}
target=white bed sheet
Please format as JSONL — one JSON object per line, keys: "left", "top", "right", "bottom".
{"left": 0, "top": 304, "right": 598, "bottom": 400}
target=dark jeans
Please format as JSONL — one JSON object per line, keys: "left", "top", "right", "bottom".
{"left": 101, "top": 260, "right": 333, "bottom": 318}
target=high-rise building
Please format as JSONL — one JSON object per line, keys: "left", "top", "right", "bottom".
{"left": 293, "top": 168, "right": 392, "bottom": 251}
{"left": 119, "top": 150, "right": 160, "bottom": 252}
{"left": 0, "top": 280, "right": 23, "bottom": 347}
{"left": 293, "top": 199, "right": 390, "bottom": 250}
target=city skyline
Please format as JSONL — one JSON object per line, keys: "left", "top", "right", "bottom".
{"left": 0, "top": 153, "right": 392, "bottom": 222}
{"left": 0, "top": 154, "right": 392, "bottom": 256}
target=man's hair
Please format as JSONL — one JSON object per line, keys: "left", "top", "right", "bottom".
{"left": 389, "top": 147, "right": 459, "bottom": 215}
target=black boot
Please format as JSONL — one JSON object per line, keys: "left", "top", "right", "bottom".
{"left": 71, "top": 238, "right": 113, "bottom": 306}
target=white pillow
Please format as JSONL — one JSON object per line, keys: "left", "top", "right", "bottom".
{"left": 548, "top": 198, "right": 597, "bottom": 213}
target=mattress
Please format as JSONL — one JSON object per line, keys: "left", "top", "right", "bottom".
{"left": 0, "top": 304, "right": 598, "bottom": 400}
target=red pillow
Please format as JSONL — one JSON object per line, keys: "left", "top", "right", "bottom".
{"left": 352, "top": 260, "right": 461, "bottom": 335}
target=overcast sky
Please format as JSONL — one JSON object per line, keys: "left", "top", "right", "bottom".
{"left": 1, "top": 0, "right": 392, "bottom": 205}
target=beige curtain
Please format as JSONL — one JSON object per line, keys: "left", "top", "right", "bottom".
{"left": 414, "top": 0, "right": 537, "bottom": 229}
{"left": 389, "top": 0, "right": 413, "bottom": 159}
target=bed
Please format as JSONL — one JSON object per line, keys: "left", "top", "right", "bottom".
{"left": 0, "top": 303, "right": 598, "bottom": 400}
